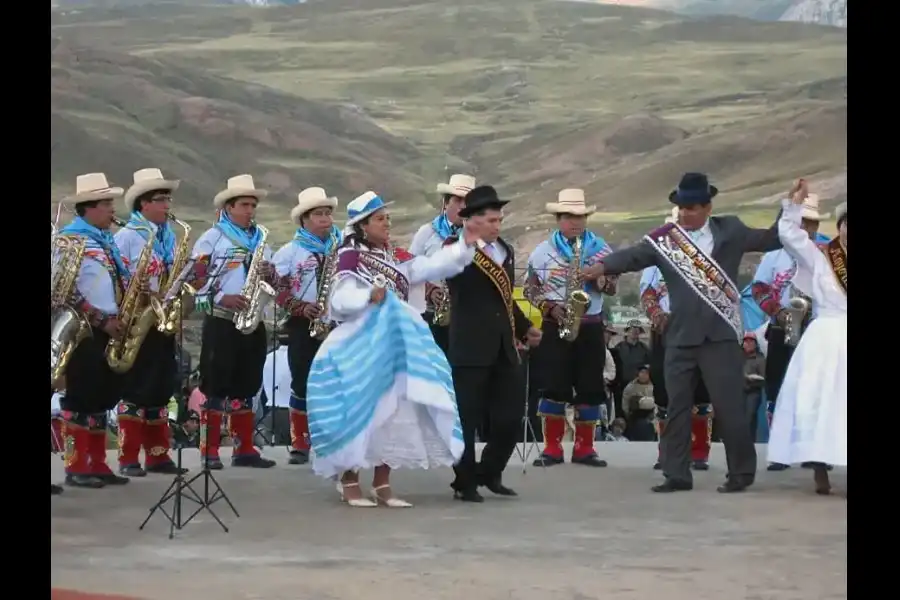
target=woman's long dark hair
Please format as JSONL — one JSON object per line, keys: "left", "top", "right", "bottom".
{"left": 340, "top": 218, "right": 369, "bottom": 249}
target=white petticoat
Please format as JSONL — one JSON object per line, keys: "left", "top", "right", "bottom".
{"left": 767, "top": 314, "right": 847, "bottom": 466}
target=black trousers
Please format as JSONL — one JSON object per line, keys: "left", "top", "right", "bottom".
{"left": 422, "top": 312, "right": 450, "bottom": 355}
{"left": 121, "top": 329, "right": 177, "bottom": 409}
{"left": 537, "top": 320, "right": 607, "bottom": 406}
{"left": 198, "top": 315, "right": 268, "bottom": 401}
{"left": 285, "top": 316, "right": 323, "bottom": 399}
{"left": 451, "top": 350, "right": 523, "bottom": 490}
{"left": 764, "top": 324, "right": 794, "bottom": 407}
{"left": 61, "top": 328, "right": 123, "bottom": 414}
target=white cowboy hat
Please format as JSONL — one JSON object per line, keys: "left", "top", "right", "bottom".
{"left": 123, "top": 168, "right": 180, "bottom": 212}
{"left": 213, "top": 174, "right": 268, "bottom": 209}
{"left": 62, "top": 173, "right": 124, "bottom": 205}
{"left": 545, "top": 188, "right": 596, "bottom": 216}
{"left": 835, "top": 202, "right": 847, "bottom": 226}
{"left": 291, "top": 187, "right": 338, "bottom": 225}
{"left": 345, "top": 191, "right": 394, "bottom": 228}
{"left": 799, "top": 193, "right": 828, "bottom": 221}
{"left": 665, "top": 206, "right": 679, "bottom": 224}
{"left": 436, "top": 174, "right": 476, "bottom": 198}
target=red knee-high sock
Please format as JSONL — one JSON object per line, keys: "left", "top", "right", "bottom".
{"left": 116, "top": 402, "right": 144, "bottom": 468}
{"left": 573, "top": 423, "right": 598, "bottom": 459}
{"left": 61, "top": 413, "right": 91, "bottom": 476}
{"left": 88, "top": 413, "right": 115, "bottom": 476}
{"left": 289, "top": 408, "right": 310, "bottom": 453}
{"left": 228, "top": 400, "right": 260, "bottom": 458}
{"left": 690, "top": 405, "right": 712, "bottom": 462}
{"left": 143, "top": 407, "right": 174, "bottom": 468}
{"left": 200, "top": 409, "right": 223, "bottom": 461}
{"left": 541, "top": 416, "right": 566, "bottom": 460}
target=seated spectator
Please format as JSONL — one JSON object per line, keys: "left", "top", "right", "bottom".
{"left": 622, "top": 365, "right": 656, "bottom": 441}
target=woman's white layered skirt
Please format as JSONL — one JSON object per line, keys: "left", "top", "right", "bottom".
{"left": 768, "top": 314, "right": 847, "bottom": 467}
{"left": 306, "top": 294, "right": 464, "bottom": 479}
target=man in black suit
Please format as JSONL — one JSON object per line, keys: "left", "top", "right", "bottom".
{"left": 584, "top": 173, "right": 782, "bottom": 494}
{"left": 446, "top": 186, "right": 543, "bottom": 503}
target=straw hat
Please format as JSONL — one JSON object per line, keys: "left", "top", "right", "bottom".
{"left": 346, "top": 191, "right": 393, "bottom": 227}
{"left": 545, "top": 188, "right": 596, "bottom": 216}
{"left": 62, "top": 173, "right": 124, "bottom": 205}
{"left": 123, "top": 168, "right": 180, "bottom": 212}
{"left": 436, "top": 174, "right": 476, "bottom": 198}
{"left": 212, "top": 174, "right": 268, "bottom": 209}
{"left": 291, "top": 187, "right": 338, "bottom": 225}
{"left": 835, "top": 202, "right": 847, "bottom": 227}
{"left": 799, "top": 193, "right": 828, "bottom": 221}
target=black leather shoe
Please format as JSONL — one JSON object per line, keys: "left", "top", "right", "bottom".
{"left": 717, "top": 476, "right": 753, "bottom": 494}
{"left": 202, "top": 457, "right": 224, "bottom": 470}
{"left": 692, "top": 460, "right": 709, "bottom": 471}
{"left": 572, "top": 454, "right": 608, "bottom": 468}
{"left": 232, "top": 454, "right": 277, "bottom": 468}
{"left": 482, "top": 479, "right": 518, "bottom": 497}
{"left": 65, "top": 474, "right": 105, "bottom": 489}
{"left": 287, "top": 451, "right": 309, "bottom": 465}
{"left": 801, "top": 462, "right": 833, "bottom": 471}
{"left": 97, "top": 473, "right": 130, "bottom": 485}
{"left": 453, "top": 488, "right": 485, "bottom": 503}
{"left": 146, "top": 462, "right": 188, "bottom": 475}
{"left": 767, "top": 462, "right": 790, "bottom": 472}
{"left": 651, "top": 478, "right": 693, "bottom": 493}
{"left": 119, "top": 464, "right": 147, "bottom": 477}
{"left": 51, "top": 483, "right": 64, "bottom": 495}
{"left": 533, "top": 454, "right": 564, "bottom": 467}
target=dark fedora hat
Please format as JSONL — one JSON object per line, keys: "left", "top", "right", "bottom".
{"left": 668, "top": 172, "right": 718, "bottom": 206}
{"left": 459, "top": 185, "right": 509, "bottom": 218}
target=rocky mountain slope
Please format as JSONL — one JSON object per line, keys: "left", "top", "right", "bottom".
{"left": 780, "top": 0, "right": 846, "bottom": 27}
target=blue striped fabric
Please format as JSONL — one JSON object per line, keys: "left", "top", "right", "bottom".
{"left": 740, "top": 284, "right": 767, "bottom": 333}
{"left": 307, "top": 292, "right": 463, "bottom": 459}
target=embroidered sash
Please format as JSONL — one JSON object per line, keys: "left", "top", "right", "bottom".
{"left": 644, "top": 223, "right": 742, "bottom": 339}
{"left": 824, "top": 238, "right": 847, "bottom": 295}
{"left": 336, "top": 249, "right": 410, "bottom": 301}
{"left": 472, "top": 248, "right": 516, "bottom": 336}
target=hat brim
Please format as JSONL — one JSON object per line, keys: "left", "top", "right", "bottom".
{"left": 545, "top": 202, "right": 596, "bottom": 216}
{"left": 123, "top": 179, "right": 180, "bottom": 213}
{"left": 668, "top": 185, "right": 718, "bottom": 206}
{"left": 835, "top": 202, "right": 847, "bottom": 226}
{"left": 800, "top": 208, "right": 829, "bottom": 222}
{"left": 213, "top": 187, "right": 268, "bottom": 209}
{"left": 291, "top": 196, "right": 339, "bottom": 225}
{"left": 62, "top": 187, "right": 125, "bottom": 205}
{"left": 625, "top": 325, "right": 645, "bottom": 333}
{"left": 345, "top": 201, "right": 394, "bottom": 228}
{"left": 458, "top": 199, "right": 509, "bottom": 219}
{"left": 436, "top": 183, "right": 473, "bottom": 197}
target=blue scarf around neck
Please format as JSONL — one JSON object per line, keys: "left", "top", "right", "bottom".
{"left": 60, "top": 216, "right": 130, "bottom": 281}
{"left": 127, "top": 211, "right": 176, "bottom": 267}
{"left": 431, "top": 213, "right": 459, "bottom": 241}
{"left": 293, "top": 224, "right": 343, "bottom": 255}
{"left": 551, "top": 230, "right": 606, "bottom": 266}
{"left": 216, "top": 210, "right": 263, "bottom": 253}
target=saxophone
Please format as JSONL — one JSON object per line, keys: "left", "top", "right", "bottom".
{"left": 783, "top": 288, "right": 812, "bottom": 347}
{"left": 432, "top": 280, "right": 451, "bottom": 326}
{"left": 50, "top": 234, "right": 92, "bottom": 389}
{"left": 104, "top": 217, "right": 158, "bottom": 374}
{"left": 557, "top": 236, "right": 591, "bottom": 342}
{"left": 233, "top": 224, "right": 276, "bottom": 335}
{"left": 151, "top": 214, "right": 197, "bottom": 335}
{"left": 309, "top": 234, "right": 339, "bottom": 340}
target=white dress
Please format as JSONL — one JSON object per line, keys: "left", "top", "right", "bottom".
{"left": 307, "top": 241, "right": 474, "bottom": 480}
{"left": 767, "top": 201, "right": 847, "bottom": 467}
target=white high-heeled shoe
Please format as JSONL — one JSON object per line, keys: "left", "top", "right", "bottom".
{"left": 336, "top": 481, "right": 377, "bottom": 507}
{"left": 370, "top": 484, "right": 413, "bottom": 508}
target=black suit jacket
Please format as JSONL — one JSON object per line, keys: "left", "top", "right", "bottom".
{"left": 602, "top": 214, "right": 781, "bottom": 346}
{"left": 446, "top": 237, "right": 533, "bottom": 367}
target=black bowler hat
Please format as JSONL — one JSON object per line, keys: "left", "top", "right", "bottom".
{"left": 459, "top": 185, "right": 509, "bottom": 218}
{"left": 668, "top": 172, "right": 719, "bottom": 206}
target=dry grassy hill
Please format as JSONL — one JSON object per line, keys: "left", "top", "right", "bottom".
{"left": 51, "top": 0, "right": 846, "bottom": 248}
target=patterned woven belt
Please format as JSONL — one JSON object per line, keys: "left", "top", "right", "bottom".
{"left": 211, "top": 307, "right": 236, "bottom": 321}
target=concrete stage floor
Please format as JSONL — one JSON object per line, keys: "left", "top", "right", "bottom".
{"left": 51, "top": 443, "right": 846, "bottom": 600}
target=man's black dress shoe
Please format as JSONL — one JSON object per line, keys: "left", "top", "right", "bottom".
{"left": 482, "top": 479, "right": 518, "bottom": 497}
{"left": 717, "top": 475, "right": 753, "bottom": 494}
{"left": 453, "top": 488, "right": 485, "bottom": 503}
{"left": 767, "top": 462, "right": 790, "bottom": 471}
{"left": 651, "top": 478, "right": 693, "bottom": 493}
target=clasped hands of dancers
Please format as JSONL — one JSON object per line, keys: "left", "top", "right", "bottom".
{"left": 50, "top": 169, "right": 845, "bottom": 502}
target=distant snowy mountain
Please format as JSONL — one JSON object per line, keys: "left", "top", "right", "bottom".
{"left": 779, "top": 0, "right": 846, "bottom": 28}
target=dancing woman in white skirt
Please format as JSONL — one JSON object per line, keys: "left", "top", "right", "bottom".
{"left": 307, "top": 191, "right": 484, "bottom": 508}
{"left": 768, "top": 181, "right": 846, "bottom": 495}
